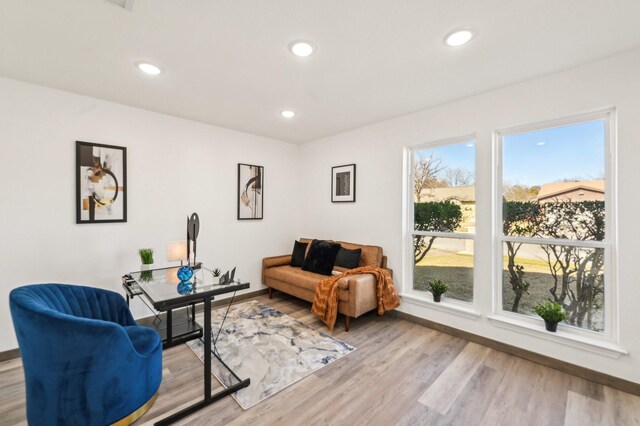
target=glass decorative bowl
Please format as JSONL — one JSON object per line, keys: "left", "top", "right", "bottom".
{"left": 177, "top": 266, "right": 194, "bottom": 282}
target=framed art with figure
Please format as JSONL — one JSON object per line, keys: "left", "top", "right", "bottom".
{"left": 238, "top": 163, "right": 264, "bottom": 220}
{"left": 76, "top": 141, "right": 127, "bottom": 224}
{"left": 331, "top": 164, "right": 356, "bottom": 203}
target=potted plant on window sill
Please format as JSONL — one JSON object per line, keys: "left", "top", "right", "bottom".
{"left": 138, "top": 248, "right": 155, "bottom": 271}
{"left": 531, "top": 301, "right": 566, "bottom": 332}
{"left": 427, "top": 279, "right": 448, "bottom": 303}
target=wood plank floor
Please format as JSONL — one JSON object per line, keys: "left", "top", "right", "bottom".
{"left": 1, "top": 293, "right": 639, "bottom": 425}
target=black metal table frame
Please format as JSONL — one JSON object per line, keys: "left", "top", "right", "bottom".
{"left": 124, "top": 272, "right": 251, "bottom": 425}
{"left": 155, "top": 294, "right": 251, "bottom": 426}
{"left": 123, "top": 278, "right": 203, "bottom": 348}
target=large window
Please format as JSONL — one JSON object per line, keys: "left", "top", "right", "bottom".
{"left": 497, "top": 112, "right": 613, "bottom": 334}
{"left": 410, "top": 137, "right": 476, "bottom": 303}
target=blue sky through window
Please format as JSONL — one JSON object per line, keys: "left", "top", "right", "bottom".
{"left": 415, "top": 120, "right": 605, "bottom": 188}
{"left": 415, "top": 141, "right": 475, "bottom": 180}
{"left": 503, "top": 119, "right": 605, "bottom": 186}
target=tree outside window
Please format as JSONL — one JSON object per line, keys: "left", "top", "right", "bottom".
{"left": 500, "top": 118, "right": 609, "bottom": 332}
{"left": 411, "top": 139, "right": 475, "bottom": 303}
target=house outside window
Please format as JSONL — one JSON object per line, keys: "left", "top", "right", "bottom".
{"left": 408, "top": 137, "right": 476, "bottom": 303}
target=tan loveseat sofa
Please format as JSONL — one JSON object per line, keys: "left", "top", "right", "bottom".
{"left": 262, "top": 238, "right": 390, "bottom": 331}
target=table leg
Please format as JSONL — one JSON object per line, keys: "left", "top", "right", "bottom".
{"left": 166, "top": 309, "right": 173, "bottom": 344}
{"left": 191, "top": 303, "right": 196, "bottom": 323}
{"left": 154, "top": 296, "right": 250, "bottom": 426}
{"left": 204, "top": 297, "right": 211, "bottom": 400}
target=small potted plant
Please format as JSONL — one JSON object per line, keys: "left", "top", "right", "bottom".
{"left": 427, "top": 279, "right": 448, "bottom": 303}
{"left": 531, "top": 301, "right": 566, "bottom": 332}
{"left": 138, "top": 248, "right": 154, "bottom": 270}
{"left": 211, "top": 268, "right": 222, "bottom": 283}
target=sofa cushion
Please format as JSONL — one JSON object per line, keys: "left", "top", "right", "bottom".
{"left": 338, "top": 241, "right": 382, "bottom": 267}
{"left": 335, "top": 247, "right": 362, "bottom": 269}
{"left": 265, "top": 265, "right": 350, "bottom": 303}
{"left": 265, "top": 265, "right": 328, "bottom": 293}
{"left": 290, "top": 240, "right": 308, "bottom": 267}
{"left": 300, "top": 238, "right": 383, "bottom": 268}
{"left": 302, "top": 240, "right": 341, "bottom": 275}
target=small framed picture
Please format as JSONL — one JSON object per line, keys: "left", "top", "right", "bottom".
{"left": 76, "top": 141, "right": 127, "bottom": 223}
{"left": 238, "top": 163, "right": 264, "bottom": 220}
{"left": 331, "top": 164, "right": 356, "bottom": 203}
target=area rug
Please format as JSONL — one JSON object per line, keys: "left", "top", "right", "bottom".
{"left": 186, "top": 300, "right": 356, "bottom": 409}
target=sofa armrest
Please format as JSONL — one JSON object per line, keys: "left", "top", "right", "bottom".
{"left": 339, "top": 273, "right": 377, "bottom": 317}
{"left": 343, "top": 273, "right": 376, "bottom": 291}
{"left": 262, "top": 254, "right": 292, "bottom": 284}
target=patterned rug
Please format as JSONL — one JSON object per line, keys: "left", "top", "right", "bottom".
{"left": 186, "top": 300, "right": 356, "bottom": 409}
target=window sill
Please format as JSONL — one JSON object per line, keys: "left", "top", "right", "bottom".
{"left": 400, "top": 293, "right": 481, "bottom": 320}
{"left": 487, "top": 314, "right": 627, "bottom": 359}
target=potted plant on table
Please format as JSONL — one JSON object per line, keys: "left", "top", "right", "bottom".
{"left": 531, "top": 301, "right": 566, "bottom": 332}
{"left": 138, "top": 248, "right": 154, "bottom": 270}
{"left": 211, "top": 268, "right": 222, "bottom": 283}
{"left": 427, "top": 279, "right": 448, "bottom": 303}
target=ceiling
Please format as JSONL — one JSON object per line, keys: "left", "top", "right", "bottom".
{"left": 1, "top": 1, "right": 639, "bottom": 144}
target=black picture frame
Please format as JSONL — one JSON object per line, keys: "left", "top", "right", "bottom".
{"left": 237, "top": 163, "right": 264, "bottom": 220}
{"left": 331, "top": 164, "right": 356, "bottom": 203}
{"left": 76, "top": 141, "right": 127, "bottom": 224}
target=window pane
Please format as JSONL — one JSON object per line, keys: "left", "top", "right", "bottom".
{"left": 413, "top": 236, "right": 473, "bottom": 302}
{"left": 414, "top": 141, "right": 475, "bottom": 234}
{"left": 502, "top": 120, "right": 605, "bottom": 241}
{"left": 501, "top": 242, "right": 604, "bottom": 332}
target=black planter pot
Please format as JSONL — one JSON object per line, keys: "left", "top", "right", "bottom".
{"left": 433, "top": 294, "right": 442, "bottom": 303}
{"left": 544, "top": 320, "right": 558, "bottom": 332}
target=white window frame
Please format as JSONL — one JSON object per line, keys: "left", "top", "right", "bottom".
{"left": 493, "top": 108, "right": 618, "bottom": 344}
{"left": 403, "top": 135, "right": 478, "bottom": 314}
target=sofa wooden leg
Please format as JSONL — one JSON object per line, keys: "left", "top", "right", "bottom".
{"left": 344, "top": 315, "right": 350, "bottom": 332}
{"left": 268, "top": 287, "right": 273, "bottom": 299}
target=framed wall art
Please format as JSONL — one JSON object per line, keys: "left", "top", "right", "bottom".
{"left": 238, "top": 163, "right": 264, "bottom": 220}
{"left": 76, "top": 141, "right": 127, "bottom": 224}
{"left": 331, "top": 164, "right": 356, "bottom": 203}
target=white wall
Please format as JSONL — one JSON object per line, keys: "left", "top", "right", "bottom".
{"left": 298, "top": 49, "right": 640, "bottom": 383}
{"left": 3, "top": 49, "right": 639, "bottom": 382}
{"left": 0, "top": 77, "right": 299, "bottom": 352}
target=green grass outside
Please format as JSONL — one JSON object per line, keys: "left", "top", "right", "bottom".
{"left": 413, "top": 251, "right": 604, "bottom": 331}
{"left": 414, "top": 253, "right": 474, "bottom": 302}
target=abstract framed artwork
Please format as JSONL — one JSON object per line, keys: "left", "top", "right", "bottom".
{"left": 331, "top": 164, "right": 356, "bottom": 203}
{"left": 76, "top": 141, "right": 127, "bottom": 224}
{"left": 238, "top": 163, "right": 264, "bottom": 220}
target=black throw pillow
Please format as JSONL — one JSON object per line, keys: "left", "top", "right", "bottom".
{"left": 290, "top": 240, "right": 308, "bottom": 267}
{"left": 301, "top": 239, "right": 341, "bottom": 276}
{"left": 335, "top": 247, "right": 362, "bottom": 269}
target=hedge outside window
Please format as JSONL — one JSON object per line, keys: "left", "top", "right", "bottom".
{"left": 497, "top": 112, "right": 613, "bottom": 334}
{"left": 410, "top": 138, "right": 476, "bottom": 303}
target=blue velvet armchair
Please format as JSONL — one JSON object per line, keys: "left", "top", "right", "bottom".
{"left": 10, "top": 284, "right": 162, "bottom": 426}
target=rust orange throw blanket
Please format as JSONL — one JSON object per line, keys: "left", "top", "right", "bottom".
{"left": 311, "top": 266, "right": 401, "bottom": 331}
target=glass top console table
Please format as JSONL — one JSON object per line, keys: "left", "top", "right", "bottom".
{"left": 122, "top": 265, "right": 251, "bottom": 425}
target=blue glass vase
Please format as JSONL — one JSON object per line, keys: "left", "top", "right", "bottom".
{"left": 177, "top": 266, "right": 194, "bottom": 282}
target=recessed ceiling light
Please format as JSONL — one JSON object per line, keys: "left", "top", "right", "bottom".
{"left": 289, "top": 41, "right": 315, "bottom": 57}
{"left": 466, "top": 143, "right": 474, "bottom": 148}
{"left": 537, "top": 141, "right": 546, "bottom": 146}
{"left": 137, "top": 62, "right": 162, "bottom": 75}
{"left": 445, "top": 29, "right": 474, "bottom": 47}
{"left": 281, "top": 110, "right": 296, "bottom": 118}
